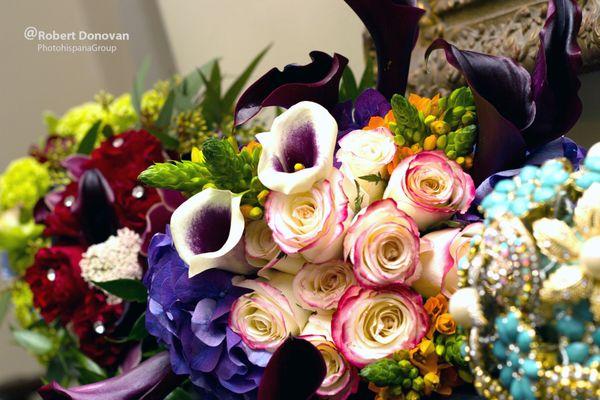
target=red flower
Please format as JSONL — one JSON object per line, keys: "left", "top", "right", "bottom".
{"left": 43, "top": 183, "right": 81, "bottom": 240}
{"left": 86, "top": 130, "right": 165, "bottom": 184}
{"left": 25, "top": 246, "right": 87, "bottom": 324}
{"left": 112, "top": 182, "right": 161, "bottom": 234}
{"left": 71, "top": 291, "right": 125, "bottom": 368}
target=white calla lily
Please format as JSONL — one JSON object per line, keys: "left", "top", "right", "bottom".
{"left": 257, "top": 101, "right": 338, "bottom": 194}
{"left": 170, "top": 188, "right": 255, "bottom": 277}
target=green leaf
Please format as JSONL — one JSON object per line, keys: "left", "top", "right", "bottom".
{"left": 102, "top": 124, "right": 114, "bottom": 138}
{"left": 353, "top": 180, "right": 364, "bottom": 214}
{"left": 46, "top": 354, "right": 69, "bottom": 386}
{"left": 339, "top": 65, "right": 358, "bottom": 102}
{"left": 0, "top": 290, "right": 10, "bottom": 327}
{"left": 13, "top": 329, "right": 54, "bottom": 355}
{"left": 166, "top": 387, "right": 195, "bottom": 400}
{"left": 222, "top": 45, "right": 271, "bottom": 113}
{"left": 358, "top": 56, "right": 376, "bottom": 91}
{"left": 147, "top": 127, "right": 179, "bottom": 150}
{"left": 155, "top": 89, "right": 176, "bottom": 129}
{"left": 359, "top": 173, "right": 384, "bottom": 184}
{"left": 93, "top": 279, "right": 147, "bottom": 302}
{"left": 110, "top": 313, "right": 147, "bottom": 343}
{"left": 72, "top": 349, "right": 107, "bottom": 383}
{"left": 200, "top": 68, "right": 224, "bottom": 127}
{"left": 132, "top": 57, "right": 151, "bottom": 118}
{"left": 76, "top": 120, "right": 102, "bottom": 154}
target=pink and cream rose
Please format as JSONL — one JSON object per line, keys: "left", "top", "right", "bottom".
{"left": 230, "top": 272, "right": 309, "bottom": 352}
{"left": 383, "top": 151, "right": 475, "bottom": 230}
{"left": 292, "top": 260, "right": 356, "bottom": 312}
{"left": 413, "top": 223, "right": 484, "bottom": 297}
{"left": 301, "top": 314, "right": 360, "bottom": 400}
{"left": 332, "top": 285, "right": 429, "bottom": 367}
{"left": 344, "top": 199, "right": 421, "bottom": 288}
{"left": 265, "top": 169, "right": 352, "bottom": 263}
{"left": 244, "top": 219, "right": 279, "bottom": 267}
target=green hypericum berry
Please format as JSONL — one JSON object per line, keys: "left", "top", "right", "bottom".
{"left": 436, "top": 344, "right": 445, "bottom": 356}
{"left": 412, "top": 376, "right": 424, "bottom": 392}
{"left": 452, "top": 106, "right": 466, "bottom": 117}
{"left": 436, "top": 135, "right": 447, "bottom": 149}
{"left": 395, "top": 135, "right": 406, "bottom": 147}
{"left": 402, "top": 378, "right": 412, "bottom": 389}
{"left": 447, "top": 150, "right": 457, "bottom": 160}
{"left": 424, "top": 115, "right": 437, "bottom": 125}
{"left": 409, "top": 367, "right": 419, "bottom": 379}
{"left": 398, "top": 359, "right": 412, "bottom": 372}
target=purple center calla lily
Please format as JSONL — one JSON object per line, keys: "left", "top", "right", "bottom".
{"left": 169, "top": 188, "right": 255, "bottom": 277}
{"left": 257, "top": 101, "right": 338, "bottom": 194}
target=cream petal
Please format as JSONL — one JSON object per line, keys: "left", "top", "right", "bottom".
{"left": 170, "top": 188, "right": 255, "bottom": 277}
{"left": 257, "top": 102, "right": 337, "bottom": 194}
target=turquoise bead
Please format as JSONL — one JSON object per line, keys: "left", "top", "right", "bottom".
{"left": 487, "top": 204, "right": 509, "bottom": 219}
{"left": 500, "top": 366, "right": 514, "bottom": 387}
{"left": 510, "top": 198, "right": 531, "bottom": 216}
{"left": 565, "top": 342, "right": 590, "bottom": 364}
{"left": 519, "top": 166, "right": 539, "bottom": 180}
{"left": 584, "top": 155, "right": 600, "bottom": 172}
{"left": 493, "top": 341, "right": 507, "bottom": 361}
{"left": 516, "top": 182, "right": 536, "bottom": 196}
{"left": 482, "top": 191, "right": 507, "bottom": 209}
{"left": 556, "top": 316, "right": 585, "bottom": 341}
{"left": 508, "top": 351, "right": 521, "bottom": 368}
{"left": 539, "top": 169, "right": 569, "bottom": 187}
{"left": 522, "top": 359, "right": 539, "bottom": 379}
{"left": 586, "top": 355, "right": 600, "bottom": 367}
{"left": 593, "top": 328, "right": 600, "bottom": 346}
{"left": 497, "top": 313, "right": 519, "bottom": 343}
{"left": 460, "top": 342, "right": 467, "bottom": 357}
{"left": 576, "top": 171, "right": 600, "bottom": 189}
{"left": 517, "top": 330, "right": 533, "bottom": 351}
{"left": 532, "top": 186, "right": 555, "bottom": 202}
{"left": 520, "top": 377, "right": 536, "bottom": 400}
{"left": 510, "top": 378, "right": 524, "bottom": 399}
{"left": 572, "top": 300, "right": 594, "bottom": 322}
{"left": 495, "top": 179, "right": 516, "bottom": 193}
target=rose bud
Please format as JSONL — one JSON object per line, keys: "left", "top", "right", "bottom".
{"left": 301, "top": 314, "right": 360, "bottom": 400}
{"left": 257, "top": 101, "right": 338, "bottom": 194}
{"left": 413, "top": 223, "right": 484, "bottom": 297}
{"left": 230, "top": 271, "right": 310, "bottom": 352}
{"left": 332, "top": 285, "right": 428, "bottom": 368}
{"left": 293, "top": 260, "right": 356, "bottom": 312}
{"left": 336, "top": 127, "right": 396, "bottom": 208}
{"left": 344, "top": 199, "right": 421, "bottom": 288}
{"left": 383, "top": 151, "right": 475, "bottom": 230}
{"left": 265, "top": 169, "right": 352, "bottom": 263}
{"left": 170, "top": 188, "right": 255, "bottom": 277}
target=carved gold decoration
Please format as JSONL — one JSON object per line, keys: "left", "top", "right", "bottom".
{"left": 364, "top": 0, "right": 600, "bottom": 96}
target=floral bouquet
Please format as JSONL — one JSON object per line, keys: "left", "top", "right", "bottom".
{"left": 0, "top": 0, "right": 592, "bottom": 399}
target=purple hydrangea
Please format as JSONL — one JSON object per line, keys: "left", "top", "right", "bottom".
{"left": 144, "top": 229, "right": 270, "bottom": 399}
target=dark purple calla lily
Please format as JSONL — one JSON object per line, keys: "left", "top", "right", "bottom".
{"left": 74, "top": 169, "right": 119, "bottom": 244}
{"left": 343, "top": 0, "right": 425, "bottom": 99}
{"left": 426, "top": 0, "right": 582, "bottom": 185}
{"left": 257, "top": 337, "right": 326, "bottom": 400}
{"left": 38, "top": 352, "right": 182, "bottom": 400}
{"left": 234, "top": 51, "right": 348, "bottom": 126}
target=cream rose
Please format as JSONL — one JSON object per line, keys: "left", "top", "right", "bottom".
{"left": 336, "top": 127, "right": 396, "bottom": 208}
{"left": 413, "top": 223, "right": 484, "bottom": 297}
{"left": 332, "top": 285, "right": 429, "bottom": 367}
{"left": 244, "top": 219, "right": 280, "bottom": 267}
{"left": 265, "top": 169, "right": 353, "bottom": 263}
{"left": 383, "top": 151, "right": 475, "bottom": 230}
{"left": 292, "top": 260, "right": 356, "bottom": 312}
{"left": 301, "top": 314, "right": 360, "bottom": 400}
{"left": 344, "top": 199, "right": 421, "bottom": 288}
{"left": 230, "top": 272, "right": 309, "bottom": 352}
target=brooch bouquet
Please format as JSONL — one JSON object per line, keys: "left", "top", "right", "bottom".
{"left": 0, "top": 0, "right": 592, "bottom": 399}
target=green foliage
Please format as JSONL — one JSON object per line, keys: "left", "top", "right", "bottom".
{"left": 12, "top": 329, "right": 55, "bottom": 355}
{"left": 77, "top": 120, "right": 102, "bottom": 154}
{"left": 391, "top": 94, "right": 426, "bottom": 141}
{"left": 339, "top": 57, "right": 376, "bottom": 102}
{"left": 359, "top": 172, "right": 385, "bottom": 184}
{"left": 93, "top": 279, "right": 148, "bottom": 303}
{"left": 138, "top": 160, "right": 210, "bottom": 193}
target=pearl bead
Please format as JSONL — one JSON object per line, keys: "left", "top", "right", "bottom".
{"left": 587, "top": 142, "right": 600, "bottom": 158}
{"left": 580, "top": 236, "right": 600, "bottom": 279}
{"left": 449, "top": 287, "right": 484, "bottom": 328}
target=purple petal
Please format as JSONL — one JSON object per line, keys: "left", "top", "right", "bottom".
{"left": 353, "top": 88, "right": 391, "bottom": 127}
{"left": 38, "top": 352, "right": 181, "bottom": 400}
{"left": 188, "top": 206, "right": 231, "bottom": 254}
{"left": 157, "top": 189, "right": 185, "bottom": 212}
{"left": 234, "top": 52, "right": 348, "bottom": 126}
{"left": 275, "top": 123, "right": 317, "bottom": 172}
{"left": 191, "top": 298, "right": 226, "bottom": 347}
{"left": 257, "top": 338, "right": 326, "bottom": 400}
{"left": 425, "top": 39, "right": 530, "bottom": 185}
{"left": 524, "top": 0, "right": 582, "bottom": 147}
{"left": 121, "top": 344, "right": 142, "bottom": 373}
{"left": 62, "top": 155, "right": 90, "bottom": 180}
{"left": 343, "top": 0, "right": 425, "bottom": 99}
{"left": 74, "top": 169, "right": 119, "bottom": 244}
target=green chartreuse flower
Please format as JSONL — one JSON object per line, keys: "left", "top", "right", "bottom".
{"left": 0, "top": 209, "right": 46, "bottom": 273}
{"left": 11, "top": 281, "right": 37, "bottom": 329}
{"left": 0, "top": 157, "right": 51, "bottom": 213}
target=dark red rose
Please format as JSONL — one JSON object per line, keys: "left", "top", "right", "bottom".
{"left": 71, "top": 291, "right": 126, "bottom": 368}
{"left": 86, "top": 130, "right": 165, "bottom": 184}
{"left": 112, "top": 181, "right": 162, "bottom": 234}
{"left": 43, "top": 183, "right": 81, "bottom": 240}
{"left": 25, "top": 246, "right": 87, "bottom": 324}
